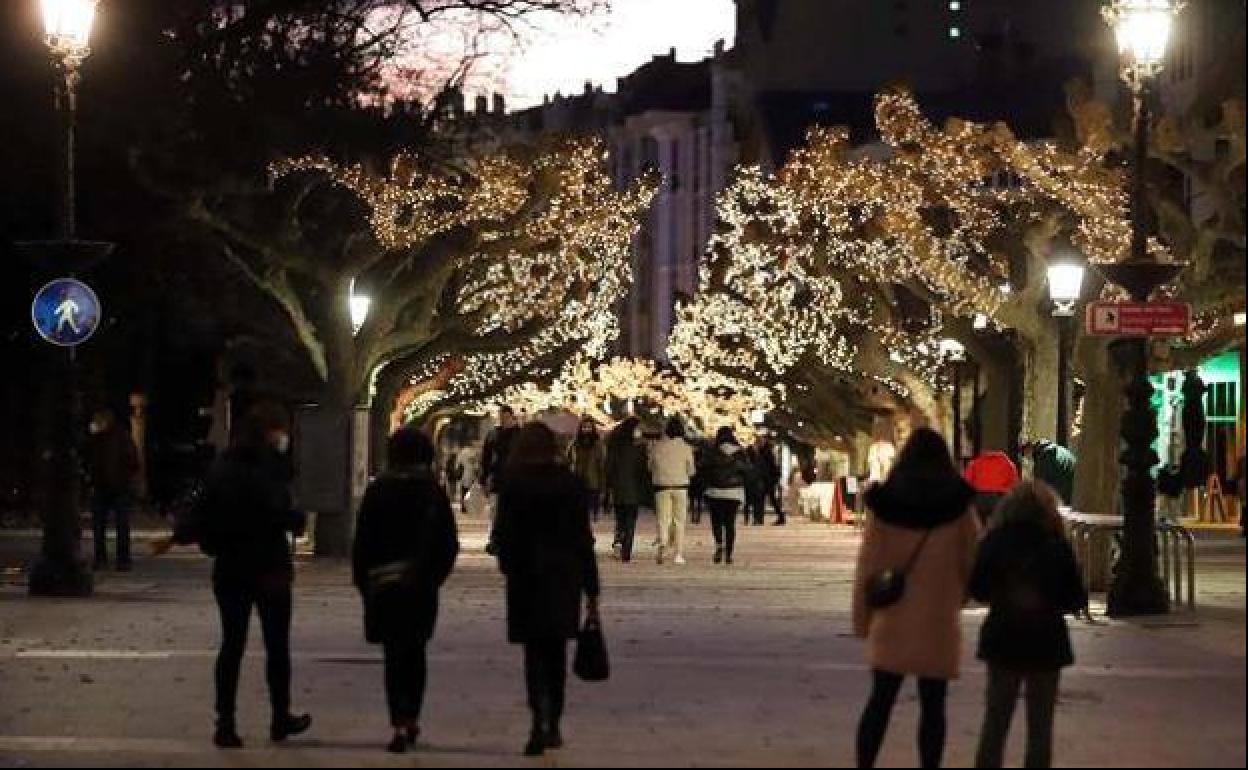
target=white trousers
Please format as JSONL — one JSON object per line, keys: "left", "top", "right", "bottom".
{"left": 655, "top": 488, "right": 689, "bottom": 557}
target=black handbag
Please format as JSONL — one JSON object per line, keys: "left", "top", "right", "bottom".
{"left": 865, "top": 531, "right": 932, "bottom": 610}
{"left": 573, "top": 616, "right": 610, "bottom": 682}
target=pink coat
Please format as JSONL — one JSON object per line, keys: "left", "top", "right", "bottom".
{"left": 852, "top": 511, "right": 980, "bottom": 680}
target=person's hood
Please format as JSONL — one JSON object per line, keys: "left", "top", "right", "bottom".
{"left": 866, "top": 471, "right": 975, "bottom": 530}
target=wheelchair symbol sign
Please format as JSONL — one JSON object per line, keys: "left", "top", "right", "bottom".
{"left": 32, "top": 278, "right": 101, "bottom": 347}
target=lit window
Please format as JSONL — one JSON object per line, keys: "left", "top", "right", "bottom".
{"left": 949, "top": 27, "right": 962, "bottom": 39}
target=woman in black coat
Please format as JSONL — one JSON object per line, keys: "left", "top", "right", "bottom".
{"left": 494, "top": 422, "right": 601, "bottom": 757}
{"left": 970, "top": 481, "right": 1088, "bottom": 769}
{"left": 352, "top": 428, "right": 460, "bottom": 753}
{"left": 168, "top": 401, "right": 310, "bottom": 750}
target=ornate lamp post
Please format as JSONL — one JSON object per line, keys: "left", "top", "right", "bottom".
{"left": 1047, "top": 259, "right": 1086, "bottom": 448}
{"left": 1100, "top": 0, "right": 1186, "bottom": 617}
{"left": 22, "top": 0, "right": 112, "bottom": 597}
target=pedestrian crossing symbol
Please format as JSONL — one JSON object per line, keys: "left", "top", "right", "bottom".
{"left": 32, "top": 278, "right": 101, "bottom": 347}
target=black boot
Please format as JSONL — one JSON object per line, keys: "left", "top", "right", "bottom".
{"left": 713, "top": 547, "right": 724, "bottom": 564}
{"left": 545, "top": 720, "right": 564, "bottom": 750}
{"left": 524, "top": 725, "right": 546, "bottom": 757}
{"left": 270, "top": 713, "right": 312, "bottom": 743}
{"left": 213, "top": 719, "right": 243, "bottom": 750}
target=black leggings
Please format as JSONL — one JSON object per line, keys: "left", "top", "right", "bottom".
{"left": 383, "top": 639, "right": 428, "bottom": 728}
{"left": 524, "top": 640, "right": 568, "bottom": 728}
{"left": 857, "top": 669, "right": 948, "bottom": 769}
{"left": 212, "top": 574, "right": 293, "bottom": 725}
{"left": 707, "top": 498, "right": 739, "bottom": 556}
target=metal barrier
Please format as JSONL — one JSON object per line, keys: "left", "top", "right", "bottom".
{"left": 1157, "top": 522, "right": 1196, "bottom": 611}
{"left": 1061, "top": 514, "right": 1196, "bottom": 613}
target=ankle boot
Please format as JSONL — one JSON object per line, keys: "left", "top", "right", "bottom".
{"left": 270, "top": 713, "right": 312, "bottom": 743}
{"left": 213, "top": 719, "right": 243, "bottom": 750}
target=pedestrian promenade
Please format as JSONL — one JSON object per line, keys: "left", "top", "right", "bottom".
{"left": 1, "top": 517, "right": 1244, "bottom": 767}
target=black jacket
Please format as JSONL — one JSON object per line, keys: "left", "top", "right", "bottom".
{"left": 88, "top": 424, "right": 139, "bottom": 498}
{"left": 494, "top": 464, "right": 601, "bottom": 644}
{"left": 180, "top": 445, "right": 304, "bottom": 581}
{"left": 352, "top": 469, "right": 460, "bottom": 644}
{"left": 481, "top": 426, "right": 519, "bottom": 491}
{"left": 970, "top": 521, "right": 1088, "bottom": 670}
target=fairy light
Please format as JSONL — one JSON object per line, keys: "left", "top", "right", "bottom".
{"left": 273, "top": 139, "right": 655, "bottom": 419}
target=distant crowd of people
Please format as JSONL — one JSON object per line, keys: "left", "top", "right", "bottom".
{"left": 475, "top": 407, "right": 787, "bottom": 567}
{"left": 142, "top": 397, "right": 1106, "bottom": 767}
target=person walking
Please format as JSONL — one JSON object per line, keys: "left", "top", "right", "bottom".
{"left": 605, "top": 417, "right": 650, "bottom": 563}
{"left": 169, "top": 401, "right": 312, "bottom": 749}
{"left": 853, "top": 428, "right": 980, "bottom": 769}
{"left": 352, "top": 428, "right": 460, "bottom": 754}
{"left": 971, "top": 482, "right": 1087, "bottom": 769}
{"left": 964, "top": 450, "right": 1020, "bottom": 525}
{"left": 567, "top": 416, "right": 607, "bottom": 522}
{"left": 493, "top": 423, "right": 601, "bottom": 757}
{"left": 649, "top": 417, "right": 697, "bottom": 565}
{"left": 754, "top": 433, "right": 785, "bottom": 525}
{"left": 1021, "top": 440, "right": 1076, "bottom": 506}
{"left": 87, "top": 407, "right": 140, "bottom": 572}
{"left": 702, "top": 427, "right": 753, "bottom": 565}
{"left": 482, "top": 406, "right": 521, "bottom": 553}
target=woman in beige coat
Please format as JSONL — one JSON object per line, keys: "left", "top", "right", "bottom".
{"left": 853, "top": 429, "right": 980, "bottom": 769}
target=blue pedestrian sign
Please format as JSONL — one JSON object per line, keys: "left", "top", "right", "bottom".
{"left": 31, "top": 278, "right": 101, "bottom": 347}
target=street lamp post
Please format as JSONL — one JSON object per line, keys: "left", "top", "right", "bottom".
{"left": 1100, "top": 0, "right": 1186, "bottom": 617}
{"left": 1048, "top": 260, "right": 1086, "bottom": 448}
{"left": 23, "top": 0, "right": 110, "bottom": 598}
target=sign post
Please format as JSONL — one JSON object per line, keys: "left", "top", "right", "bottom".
{"left": 1086, "top": 301, "right": 1192, "bottom": 338}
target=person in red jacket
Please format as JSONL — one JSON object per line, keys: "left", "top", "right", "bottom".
{"left": 965, "top": 450, "right": 1020, "bottom": 524}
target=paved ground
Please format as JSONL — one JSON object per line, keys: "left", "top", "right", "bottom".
{"left": 0, "top": 514, "right": 1244, "bottom": 768}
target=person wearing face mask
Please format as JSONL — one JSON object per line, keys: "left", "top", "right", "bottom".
{"left": 167, "top": 400, "right": 311, "bottom": 750}
{"left": 567, "top": 417, "right": 607, "bottom": 522}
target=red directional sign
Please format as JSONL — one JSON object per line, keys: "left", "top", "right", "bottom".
{"left": 1085, "top": 301, "right": 1192, "bottom": 337}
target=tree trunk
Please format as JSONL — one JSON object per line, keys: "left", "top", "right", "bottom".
{"left": 1021, "top": 329, "right": 1060, "bottom": 446}
{"left": 1073, "top": 338, "right": 1125, "bottom": 514}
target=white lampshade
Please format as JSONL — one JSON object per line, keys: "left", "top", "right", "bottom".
{"left": 1235, "top": 311, "right": 1247, "bottom": 327}
{"left": 1047, "top": 263, "right": 1086, "bottom": 306}
{"left": 973, "top": 313, "right": 990, "bottom": 330}
{"left": 1109, "top": 0, "right": 1175, "bottom": 70}
{"left": 41, "top": 0, "right": 97, "bottom": 51}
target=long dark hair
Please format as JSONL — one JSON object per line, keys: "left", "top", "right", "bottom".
{"left": 887, "top": 428, "right": 959, "bottom": 484}
{"left": 576, "top": 416, "right": 600, "bottom": 448}
{"left": 504, "top": 422, "right": 559, "bottom": 476}
{"left": 994, "top": 481, "right": 1064, "bottom": 535}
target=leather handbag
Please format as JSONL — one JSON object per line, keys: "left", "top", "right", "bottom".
{"left": 573, "top": 615, "right": 610, "bottom": 682}
{"left": 865, "top": 531, "right": 932, "bottom": 610}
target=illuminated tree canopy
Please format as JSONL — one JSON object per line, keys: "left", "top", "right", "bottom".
{"left": 189, "top": 138, "right": 654, "bottom": 412}
{"left": 668, "top": 85, "right": 1245, "bottom": 451}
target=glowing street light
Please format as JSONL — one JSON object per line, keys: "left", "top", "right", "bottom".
{"left": 349, "top": 278, "right": 371, "bottom": 335}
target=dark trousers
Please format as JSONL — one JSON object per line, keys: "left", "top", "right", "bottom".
{"left": 767, "top": 483, "right": 785, "bottom": 523}
{"left": 524, "top": 640, "right": 568, "bottom": 729}
{"left": 587, "top": 490, "right": 602, "bottom": 522}
{"left": 690, "top": 494, "right": 704, "bottom": 524}
{"left": 383, "top": 639, "right": 428, "bottom": 728}
{"left": 975, "top": 667, "right": 1060, "bottom": 769}
{"left": 745, "top": 492, "right": 764, "bottom": 525}
{"left": 614, "top": 504, "right": 639, "bottom": 561}
{"left": 707, "top": 498, "right": 738, "bottom": 556}
{"left": 857, "top": 669, "right": 948, "bottom": 769}
{"left": 92, "top": 493, "right": 131, "bottom": 567}
{"left": 212, "top": 574, "right": 293, "bottom": 725}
